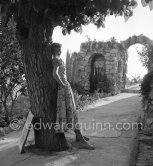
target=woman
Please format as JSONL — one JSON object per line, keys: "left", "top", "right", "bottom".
{"left": 52, "top": 43, "right": 94, "bottom": 150}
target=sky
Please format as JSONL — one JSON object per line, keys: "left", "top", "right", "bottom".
{"left": 52, "top": 1, "right": 153, "bottom": 80}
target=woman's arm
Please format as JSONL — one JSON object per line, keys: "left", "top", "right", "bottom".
{"left": 53, "top": 64, "right": 65, "bottom": 88}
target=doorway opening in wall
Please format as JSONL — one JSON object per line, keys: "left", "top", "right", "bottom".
{"left": 90, "top": 54, "right": 106, "bottom": 93}
{"left": 126, "top": 44, "right": 147, "bottom": 90}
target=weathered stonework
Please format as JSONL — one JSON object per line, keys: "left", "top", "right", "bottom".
{"left": 68, "top": 35, "right": 153, "bottom": 94}
{"left": 69, "top": 40, "right": 127, "bottom": 94}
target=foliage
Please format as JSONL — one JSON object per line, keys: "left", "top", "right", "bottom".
{"left": 1, "top": 0, "right": 137, "bottom": 40}
{"left": 72, "top": 83, "right": 89, "bottom": 95}
{"left": 73, "top": 86, "right": 113, "bottom": 111}
{"left": 137, "top": 44, "right": 153, "bottom": 71}
{"left": 73, "top": 90, "right": 97, "bottom": 111}
{"left": 122, "top": 63, "right": 127, "bottom": 86}
{"left": 0, "top": 115, "right": 8, "bottom": 127}
{"left": 140, "top": 72, "right": 153, "bottom": 101}
{"left": 11, "top": 95, "right": 30, "bottom": 118}
{"left": 141, "top": 0, "right": 153, "bottom": 10}
{"left": 96, "top": 75, "right": 116, "bottom": 94}
{"left": 0, "top": 27, "right": 26, "bottom": 118}
{"left": 116, "top": 74, "right": 123, "bottom": 90}
{"left": 80, "top": 37, "right": 106, "bottom": 52}
{"left": 107, "top": 37, "right": 125, "bottom": 51}
{"left": 72, "top": 84, "right": 98, "bottom": 111}
{"left": 80, "top": 36, "right": 125, "bottom": 55}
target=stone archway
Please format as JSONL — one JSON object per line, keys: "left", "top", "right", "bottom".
{"left": 122, "top": 35, "right": 153, "bottom": 50}
{"left": 90, "top": 54, "right": 105, "bottom": 93}
{"left": 121, "top": 35, "right": 153, "bottom": 80}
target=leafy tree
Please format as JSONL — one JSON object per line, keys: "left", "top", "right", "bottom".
{"left": 12, "top": 95, "right": 30, "bottom": 118}
{"left": 0, "top": 27, "right": 26, "bottom": 120}
{"left": 1, "top": 0, "right": 140, "bottom": 151}
{"left": 141, "top": 0, "right": 153, "bottom": 10}
{"left": 137, "top": 44, "right": 153, "bottom": 71}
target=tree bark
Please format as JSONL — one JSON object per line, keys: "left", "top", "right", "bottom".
{"left": 16, "top": 12, "right": 69, "bottom": 151}
{"left": 3, "top": 101, "right": 9, "bottom": 123}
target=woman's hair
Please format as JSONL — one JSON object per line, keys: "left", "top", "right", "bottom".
{"left": 50, "top": 43, "right": 62, "bottom": 56}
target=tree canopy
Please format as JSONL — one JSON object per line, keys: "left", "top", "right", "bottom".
{"left": 1, "top": 0, "right": 138, "bottom": 41}
{"left": 0, "top": 1, "right": 153, "bottom": 40}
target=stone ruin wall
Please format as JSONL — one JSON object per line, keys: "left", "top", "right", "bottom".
{"left": 68, "top": 35, "right": 153, "bottom": 94}
{"left": 69, "top": 41, "right": 127, "bottom": 93}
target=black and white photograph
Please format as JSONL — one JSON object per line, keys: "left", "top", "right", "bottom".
{"left": 0, "top": 0, "right": 153, "bottom": 166}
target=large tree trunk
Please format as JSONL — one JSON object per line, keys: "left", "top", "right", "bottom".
{"left": 16, "top": 12, "right": 69, "bottom": 151}
{"left": 3, "top": 102, "right": 9, "bottom": 117}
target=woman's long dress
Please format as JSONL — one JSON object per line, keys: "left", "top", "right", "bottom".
{"left": 53, "top": 57, "right": 78, "bottom": 133}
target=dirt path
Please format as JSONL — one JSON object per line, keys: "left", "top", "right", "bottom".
{"left": 0, "top": 93, "right": 142, "bottom": 166}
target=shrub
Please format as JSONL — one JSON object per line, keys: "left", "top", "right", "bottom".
{"left": 11, "top": 95, "right": 30, "bottom": 118}
{"left": 141, "top": 72, "right": 153, "bottom": 101}
{"left": 71, "top": 83, "right": 89, "bottom": 95}
{"left": 97, "top": 76, "right": 116, "bottom": 94}
{"left": 0, "top": 116, "right": 8, "bottom": 127}
{"left": 73, "top": 90, "right": 97, "bottom": 111}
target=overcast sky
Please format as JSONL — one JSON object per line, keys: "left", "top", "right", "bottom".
{"left": 53, "top": 1, "right": 153, "bottom": 79}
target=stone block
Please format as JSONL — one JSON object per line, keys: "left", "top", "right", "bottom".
{"left": 110, "top": 49, "right": 118, "bottom": 54}
{"left": 105, "top": 53, "right": 111, "bottom": 58}
{"left": 106, "top": 65, "right": 113, "bottom": 70}
{"left": 105, "top": 56, "right": 111, "bottom": 60}
{"left": 105, "top": 49, "right": 110, "bottom": 53}
{"left": 107, "top": 75, "right": 112, "bottom": 79}
{"left": 110, "top": 69, "right": 115, "bottom": 74}
{"left": 106, "top": 61, "right": 110, "bottom": 65}
{"left": 111, "top": 61, "right": 116, "bottom": 65}
{"left": 111, "top": 53, "right": 116, "bottom": 56}
{"left": 110, "top": 56, "right": 116, "bottom": 61}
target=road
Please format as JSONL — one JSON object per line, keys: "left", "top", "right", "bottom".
{"left": 0, "top": 93, "right": 142, "bottom": 166}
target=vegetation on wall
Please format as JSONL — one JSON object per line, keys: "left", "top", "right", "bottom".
{"left": 122, "top": 35, "right": 152, "bottom": 50}
{"left": 129, "top": 36, "right": 153, "bottom": 103}
{"left": 80, "top": 37, "right": 125, "bottom": 53}
{"left": 121, "top": 35, "right": 153, "bottom": 69}
{"left": 137, "top": 44, "right": 153, "bottom": 71}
